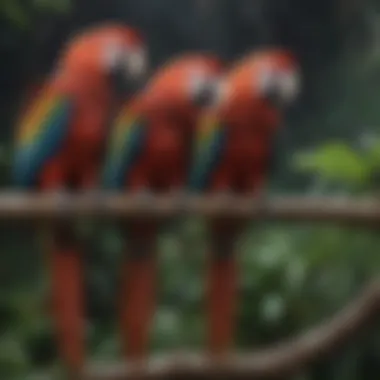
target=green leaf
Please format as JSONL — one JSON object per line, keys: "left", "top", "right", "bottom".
{"left": 365, "top": 139, "right": 380, "bottom": 169}
{"left": 294, "top": 143, "right": 371, "bottom": 184}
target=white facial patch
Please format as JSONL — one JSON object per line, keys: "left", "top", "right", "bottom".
{"left": 188, "top": 67, "right": 208, "bottom": 98}
{"left": 102, "top": 38, "right": 124, "bottom": 70}
{"left": 123, "top": 47, "right": 147, "bottom": 79}
{"left": 277, "top": 69, "right": 300, "bottom": 104}
{"left": 256, "top": 65, "right": 300, "bottom": 105}
{"left": 212, "top": 78, "right": 229, "bottom": 106}
{"left": 257, "top": 65, "right": 276, "bottom": 95}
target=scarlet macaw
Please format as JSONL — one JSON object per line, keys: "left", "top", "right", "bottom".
{"left": 189, "top": 48, "right": 301, "bottom": 354}
{"left": 102, "top": 53, "right": 223, "bottom": 359}
{"left": 12, "top": 23, "right": 148, "bottom": 372}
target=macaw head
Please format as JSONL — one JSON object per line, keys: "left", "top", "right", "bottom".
{"left": 100, "top": 25, "right": 148, "bottom": 95}
{"left": 141, "top": 54, "right": 224, "bottom": 137}
{"left": 253, "top": 48, "right": 301, "bottom": 109}
{"left": 185, "top": 55, "right": 225, "bottom": 109}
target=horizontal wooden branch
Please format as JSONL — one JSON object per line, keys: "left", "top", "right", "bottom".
{"left": 83, "top": 278, "right": 380, "bottom": 379}
{"left": 0, "top": 192, "right": 379, "bottom": 224}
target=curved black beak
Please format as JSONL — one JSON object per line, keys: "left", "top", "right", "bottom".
{"left": 192, "top": 80, "right": 219, "bottom": 108}
{"left": 109, "top": 63, "right": 149, "bottom": 99}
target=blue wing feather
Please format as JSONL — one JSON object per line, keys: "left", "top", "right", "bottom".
{"left": 12, "top": 96, "right": 73, "bottom": 188}
{"left": 102, "top": 117, "right": 147, "bottom": 190}
{"left": 188, "top": 120, "right": 227, "bottom": 191}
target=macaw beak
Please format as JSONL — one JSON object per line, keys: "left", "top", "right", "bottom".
{"left": 109, "top": 65, "right": 146, "bottom": 98}
{"left": 191, "top": 79, "right": 221, "bottom": 108}
{"left": 193, "top": 86, "right": 214, "bottom": 107}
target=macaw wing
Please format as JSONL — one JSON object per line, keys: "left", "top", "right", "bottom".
{"left": 102, "top": 109, "right": 147, "bottom": 190}
{"left": 12, "top": 88, "right": 74, "bottom": 188}
{"left": 188, "top": 113, "right": 227, "bottom": 191}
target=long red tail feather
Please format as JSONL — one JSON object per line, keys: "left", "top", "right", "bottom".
{"left": 120, "top": 222, "right": 158, "bottom": 360}
{"left": 50, "top": 242, "right": 85, "bottom": 372}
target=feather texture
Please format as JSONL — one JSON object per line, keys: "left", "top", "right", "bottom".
{"left": 13, "top": 90, "right": 73, "bottom": 187}
{"left": 189, "top": 112, "right": 227, "bottom": 191}
{"left": 102, "top": 106, "right": 147, "bottom": 189}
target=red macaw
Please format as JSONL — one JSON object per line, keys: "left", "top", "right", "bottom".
{"left": 189, "top": 48, "right": 301, "bottom": 354}
{"left": 102, "top": 53, "right": 223, "bottom": 359}
{"left": 12, "top": 23, "right": 147, "bottom": 372}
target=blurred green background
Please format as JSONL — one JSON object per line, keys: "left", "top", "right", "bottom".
{"left": 0, "top": 0, "right": 380, "bottom": 379}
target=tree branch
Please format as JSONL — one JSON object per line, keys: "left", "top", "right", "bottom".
{"left": 83, "top": 278, "right": 380, "bottom": 379}
{"left": 0, "top": 193, "right": 379, "bottom": 225}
